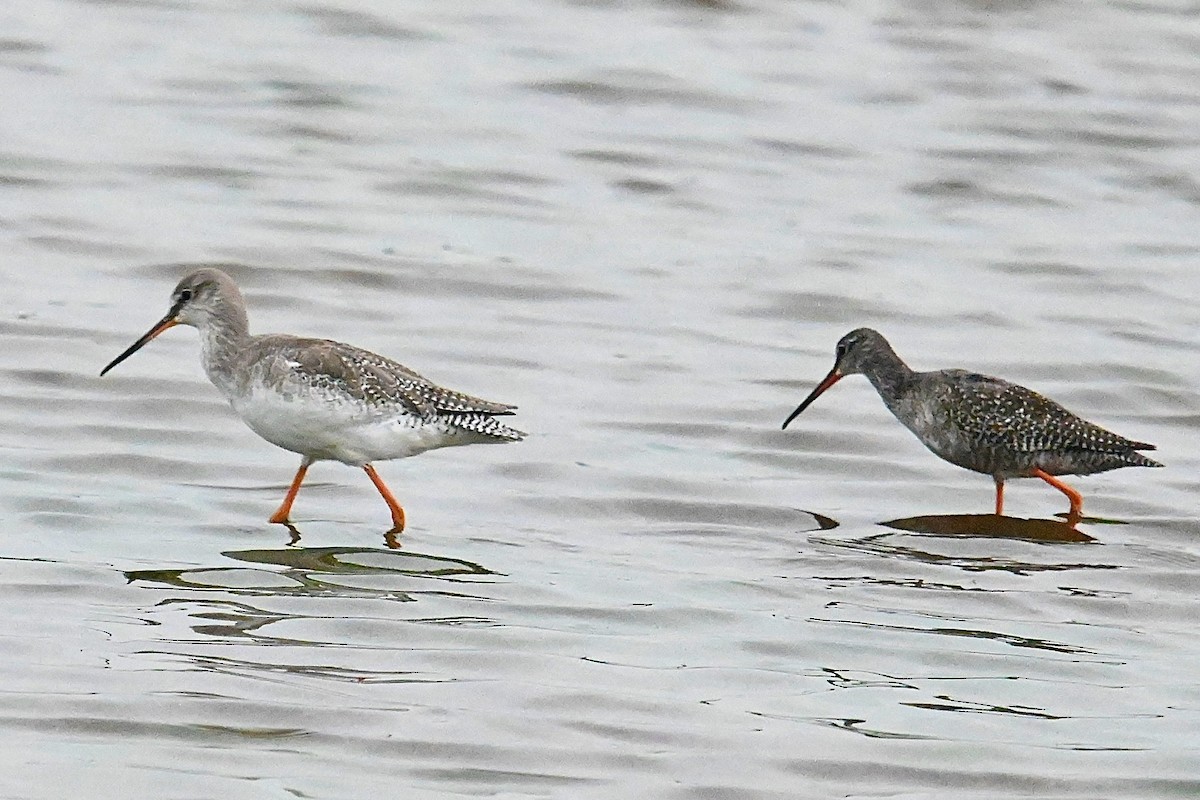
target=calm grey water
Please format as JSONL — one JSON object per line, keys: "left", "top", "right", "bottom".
{"left": 2, "top": 0, "right": 1199, "bottom": 797}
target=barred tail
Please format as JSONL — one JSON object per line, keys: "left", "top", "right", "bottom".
{"left": 447, "top": 413, "right": 526, "bottom": 442}
{"left": 1126, "top": 450, "right": 1164, "bottom": 468}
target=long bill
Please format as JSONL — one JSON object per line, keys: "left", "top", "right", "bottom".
{"left": 100, "top": 313, "right": 180, "bottom": 376}
{"left": 781, "top": 368, "right": 842, "bottom": 429}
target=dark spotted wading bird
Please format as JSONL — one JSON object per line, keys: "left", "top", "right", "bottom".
{"left": 101, "top": 268, "right": 525, "bottom": 531}
{"left": 781, "top": 328, "right": 1161, "bottom": 518}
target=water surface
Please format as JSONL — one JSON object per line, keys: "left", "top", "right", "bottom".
{"left": 2, "top": 0, "right": 1199, "bottom": 797}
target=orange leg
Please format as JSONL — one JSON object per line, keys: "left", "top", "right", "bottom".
{"left": 364, "top": 463, "right": 406, "bottom": 532}
{"left": 1031, "top": 467, "right": 1083, "bottom": 518}
{"left": 994, "top": 478, "right": 1005, "bottom": 516}
{"left": 270, "top": 460, "right": 310, "bottom": 524}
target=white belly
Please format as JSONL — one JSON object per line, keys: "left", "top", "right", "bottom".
{"left": 230, "top": 385, "right": 467, "bottom": 465}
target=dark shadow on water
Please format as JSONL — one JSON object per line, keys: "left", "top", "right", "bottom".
{"left": 809, "top": 510, "right": 1124, "bottom": 575}
{"left": 881, "top": 513, "right": 1095, "bottom": 543}
{"left": 810, "top": 528, "right": 1119, "bottom": 575}
{"left": 124, "top": 545, "right": 498, "bottom": 599}
{"left": 120, "top": 544, "right": 502, "bottom": 676}
{"left": 804, "top": 509, "right": 841, "bottom": 531}
{"left": 225, "top": 545, "right": 495, "bottom": 577}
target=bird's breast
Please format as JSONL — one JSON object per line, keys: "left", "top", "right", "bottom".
{"left": 887, "top": 392, "right": 998, "bottom": 475}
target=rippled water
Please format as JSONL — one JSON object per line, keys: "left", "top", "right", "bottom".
{"left": 3, "top": 0, "right": 1200, "bottom": 796}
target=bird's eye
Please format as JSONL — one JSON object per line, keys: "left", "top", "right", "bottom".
{"left": 179, "top": 288, "right": 194, "bottom": 303}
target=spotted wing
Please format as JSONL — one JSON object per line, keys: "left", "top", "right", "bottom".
{"left": 263, "top": 336, "right": 519, "bottom": 421}
{"left": 941, "top": 371, "right": 1153, "bottom": 454}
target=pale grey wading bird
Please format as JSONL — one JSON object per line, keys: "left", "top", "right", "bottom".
{"left": 101, "top": 268, "right": 525, "bottom": 531}
{"left": 781, "top": 328, "right": 1162, "bottom": 519}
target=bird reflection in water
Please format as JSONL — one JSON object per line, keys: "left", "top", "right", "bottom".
{"left": 125, "top": 545, "right": 497, "bottom": 594}
{"left": 799, "top": 509, "right": 1096, "bottom": 543}
{"left": 277, "top": 521, "right": 403, "bottom": 550}
{"left": 880, "top": 512, "right": 1095, "bottom": 543}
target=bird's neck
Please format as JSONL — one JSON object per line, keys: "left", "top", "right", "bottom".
{"left": 198, "top": 303, "right": 250, "bottom": 396}
{"left": 863, "top": 349, "right": 915, "bottom": 408}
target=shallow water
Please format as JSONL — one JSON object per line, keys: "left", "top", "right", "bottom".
{"left": 2, "top": 0, "right": 1200, "bottom": 797}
